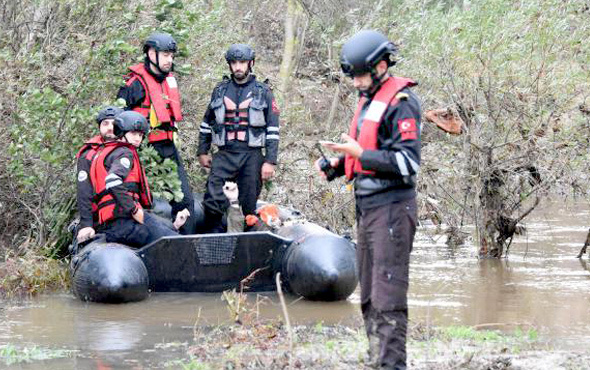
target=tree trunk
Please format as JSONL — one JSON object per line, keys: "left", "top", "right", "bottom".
{"left": 278, "top": 0, "right": 300, "bottom": 100}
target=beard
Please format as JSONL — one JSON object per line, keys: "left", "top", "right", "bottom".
{"left": 232, "top": 70, "right": 249, "bottom": 82}
{"left": 158, "top": 64, "right": 172, "bottom": 74}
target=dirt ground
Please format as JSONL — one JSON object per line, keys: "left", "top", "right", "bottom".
{"left": 166, "top": 319, "right": 590, "bottom": 370}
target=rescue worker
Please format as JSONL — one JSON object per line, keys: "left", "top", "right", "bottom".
{"left": 315, "top": 30, "right": 421, "bottom": 370}
{"left": 197, "top": 44, "right": 280, "bottom": 233}
{"left": 117, "top": 32, "right": 194, "bottom": 234}
{"left": 90, "top": 111, "right": 179, "bottom": 247}
{"left": 75, "top": 106, "right": 123, "bottom": 243}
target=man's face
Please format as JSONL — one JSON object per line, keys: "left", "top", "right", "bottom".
{"left": 99, "top": 118, "right": 116, "bottom": 141}
{"left": 351, "top": 61, "right": 388, "bottom": 93}
{"left": 148, "top": 49, "right": 174, "bottom": 73}
{"left": 124, "top": 131, "right": 144, "bottom": 147}
{"left": 352, "top": 73, "right": 373, "bottom": 93}
{"left": 229, "top": 60, "right": 250, "bottom": 81}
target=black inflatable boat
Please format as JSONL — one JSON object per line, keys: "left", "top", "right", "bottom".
{"left": 70, "top": 203, "right": 357, "bottom": 304}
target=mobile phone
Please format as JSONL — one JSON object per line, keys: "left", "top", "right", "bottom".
{"left": 315, "top": 143, "right": 338, "bottom": 181}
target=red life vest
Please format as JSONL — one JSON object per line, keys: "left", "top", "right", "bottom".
{"left": 76, "top": 135, "right": 104, "bottom": 160}
{"left": 125, "top": 63, "right": 183, "bottom": 143}
{"left": 344, "top": 77, "right": 417, "bottom": 181}
{"left": 89, "top": 142, "right": 152, "bottom": 225}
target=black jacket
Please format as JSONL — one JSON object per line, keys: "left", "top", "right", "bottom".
{"left": 198, "top": 75, "right": 280, "bottom": 164}
{"left": 334, "top": 83, "right": 422, "bottom": 210}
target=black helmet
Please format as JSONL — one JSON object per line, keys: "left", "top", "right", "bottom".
{"left": 143, "top": 32, "right": 177, "bottom": 53}
{"left": 96, "top": 106, "right": 124, "bottom": 125}
{"left": 225, "top": 44, "right": 255, "bottom": 63}
{"left": 113, "top": 111, "right": 149, "bottom": 138}
{"left": 340, "top": 30, "right": 397, "bottom": 77}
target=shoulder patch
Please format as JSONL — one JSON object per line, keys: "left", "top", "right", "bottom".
{"left": 395, "top": 92, "right": 409, "bottom": 100}
{"left": 77, "top": 170, "right": 88, "bottom": 182}
{"left": 398, "top": 118, "right": 418, "bottom": 141}
{"left": 120, "top": 157, "right": 131, "bottom": 169}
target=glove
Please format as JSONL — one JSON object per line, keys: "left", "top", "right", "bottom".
{"left": 222, "top": 181, "right": 239, "bottom": 203}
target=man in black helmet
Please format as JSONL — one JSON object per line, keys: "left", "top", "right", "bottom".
{"left": 315, "top": 30, "right": 421, "bottom": 370}
{"left": 197, "top": 44, "right": 280, "bottom": 233}
{"left": 90, "top": 111, "right": 179, "bottom": 247}
{"left": 117, "top": 32, "right": 194, "bottom": 234}
{"left": 75, "top": 106, "right": 123, "bottom": 243}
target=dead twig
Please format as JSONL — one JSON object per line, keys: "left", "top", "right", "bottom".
{"left": 275, "top": 272, "right": 293, "bottom": 355}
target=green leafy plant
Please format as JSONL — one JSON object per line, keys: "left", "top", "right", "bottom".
{"left": 140, "top": 145, "right": 184, "bottom": 202}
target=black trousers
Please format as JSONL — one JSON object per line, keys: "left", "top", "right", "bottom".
{"left": 102, "top": 213, "right": 178, "bottom": 248}
{"left": 357, "top": 197, "right": 417, "bottom": 370}
{"left": 150, "top": 140, "right": 195, "bottom": 234}
{"left": 202, "top": 149, "right": 264, "bottom": 233}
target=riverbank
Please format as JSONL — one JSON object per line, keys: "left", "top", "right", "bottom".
{"left": 0, "top": 251, "right": 69, "bottom": 298}
{"left": 3, "top": 317, "right": 589, "bottom": 369}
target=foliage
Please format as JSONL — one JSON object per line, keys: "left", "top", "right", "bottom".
{"left": 390, "top": 0, "right": 590, "bottom": 256}
{"left": 140, "top": 145, "right": 184, "bottom": 202}
{"left": 0, "top": 250, "right": 69, "bottom": 298}
{"left": 2, "top": 0, "right": 590, "bottom": 270}
{"left": 0, "top": 344, "right": 71, "bottom": 366}
{"left": 0, "top": 0, "right": 242, "bottom": 258}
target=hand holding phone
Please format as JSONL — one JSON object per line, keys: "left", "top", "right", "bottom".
{"left": 315, "top": 143, "right": 338, "bottom": 181}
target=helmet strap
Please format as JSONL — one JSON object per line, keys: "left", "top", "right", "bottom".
{"left": 363, "top": 67, "right": 388, "bottom": 97}
{"left": 147, "top": 50, "right": 166, "bottom": 76}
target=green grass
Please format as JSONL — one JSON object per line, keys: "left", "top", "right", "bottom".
{"left": 440, "top": 326, "right": 503, "bottom": 342}
{"left": 0, "top": 344, "right": 71, "bottom": 366}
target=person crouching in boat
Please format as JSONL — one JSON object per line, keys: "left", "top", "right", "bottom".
{"left": 90, "top": 111, "right": 180, "bottom": 248}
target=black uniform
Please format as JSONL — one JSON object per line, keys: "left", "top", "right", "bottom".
{"left": 333, "top": 82, "right": 421, "bottom": 370}
{"left": 98, "top": 146, "right": 178, "bottom": 248}
{"left": 76, "top": 141, "right": 102, "bottom": 230}
{"left": 116, "top": 59, "right": 196, "bottom": 234}
{"left": 198, "top": 75, "right": 280, "bottom": 232}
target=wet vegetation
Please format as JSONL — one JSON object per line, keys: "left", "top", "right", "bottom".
{"left": 1, "top": 0, "right": 590, "bottom": 365}
{"left": 1, "top": 0, "right": 589, "bottom": 285}
{"left": 162, "top": 320, "right": 582, "bottom": 369}
{"left": 0, "top": 344, "right": 72, "bottom": 366}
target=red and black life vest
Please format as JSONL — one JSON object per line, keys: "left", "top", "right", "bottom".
{"left": 222, "top": 96, "right": 252, "bottom": 141}
{"left": 125, "top": 63, "right": 183, "bottom": 143}
{"left": 344, "top": 77, "right": 417, "bottom": 181}
{"left": 76, "top": 135, "right": 104, "bottom": 161}
{"left": 89, "top": 142, "right": 152, "bottom": 225}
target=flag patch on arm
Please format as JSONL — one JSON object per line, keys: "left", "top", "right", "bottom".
{"left": 399, "top": 118, "right": 418, "bottom": 141}
{"left": 271, "top": 99, "right": 280, "bottom": 115}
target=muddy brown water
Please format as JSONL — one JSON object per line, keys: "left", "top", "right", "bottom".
{"left": 2, "top": 199, "right": 590, "bottom": 368}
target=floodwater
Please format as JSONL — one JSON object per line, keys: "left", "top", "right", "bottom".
{"left": 2, "top": 199, "right": 590, "bottom": 368}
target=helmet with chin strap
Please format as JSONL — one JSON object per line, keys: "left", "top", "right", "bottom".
{"left": 113, "top": 111, "right": 149, "bottom": 139}
{"left": 143, "top": 32, "right": 177, "bottom": 75}
{"left": 143, "top": 32, "right": 177, "bottom": 53}
{"left": 340, "top": 30, "right": 397, "bottom": 78}
{"left": 96, "top": 106, "right": 124, "bottom": 126}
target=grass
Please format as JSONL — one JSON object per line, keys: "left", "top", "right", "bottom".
{"left": 163, "top": 313, "right": 554, "bottom": 370}
{"left": 0, "top": 250, "right": 70, "bottom": 298}
{"left": 0, "top": 344, "right": 71, "bottom": 366}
